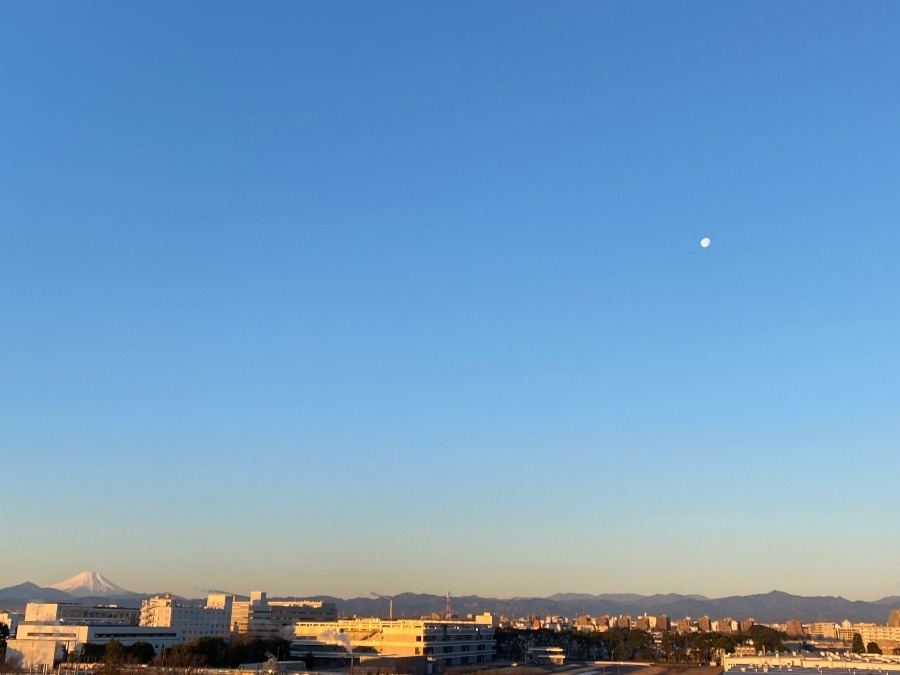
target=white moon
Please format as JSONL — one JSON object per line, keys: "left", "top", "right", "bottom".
{"left": 700, "top": 237, "right": 711, "bottom": 248}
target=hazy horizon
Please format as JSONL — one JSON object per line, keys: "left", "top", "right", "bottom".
{"left": 5, "top": 570, "right": 898, "bottom": 605}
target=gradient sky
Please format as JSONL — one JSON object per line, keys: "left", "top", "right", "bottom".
{"left": 3, "top": 2, "right": 899, "bottom": 602}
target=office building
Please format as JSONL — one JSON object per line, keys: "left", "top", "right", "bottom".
{"left": 230, "top": 591, "right": 336, "bottom": 636}
{"left": 140, "top": 594, "right": 231, "bottom": 640}
{"left": 291, "top": 616, "right": 496, "bottom": 667}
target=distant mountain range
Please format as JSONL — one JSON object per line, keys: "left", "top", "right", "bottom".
{"left": 0, "top": 571, "right": 149, "bottom": 610}
{"left": 1, "top": 572, "right": 897, "bottom": 624}
{"left": 324, "top": 590, "right": 899, "bottom": 624}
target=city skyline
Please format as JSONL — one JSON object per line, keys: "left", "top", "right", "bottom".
{"left": 3, "top": 3, "right": 899, "bottom": 602}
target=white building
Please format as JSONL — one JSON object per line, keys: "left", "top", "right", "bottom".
{"left": 230, "top": 591, "right": 337, "bottom": 636}
{"left": 140, "top": 594, "right": 231, "bottom": 640}
{"left": 7, "top": 624, "right": 181, "bottom": 669}
{"left": 24, "top": 602, "right": 139, "bottom": 626}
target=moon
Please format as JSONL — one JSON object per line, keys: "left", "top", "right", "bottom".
{"left": 700, "top": 237, "right": 711, "bottom": 248}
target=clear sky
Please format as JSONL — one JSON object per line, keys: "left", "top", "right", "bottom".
{"left": 3, "top": 2, "right": 899, "bottom": 602}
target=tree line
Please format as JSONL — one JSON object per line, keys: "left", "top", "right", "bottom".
{"left": 73, "top": 636, "right": 294, "bottom": 668}
{"left": 496, "top": 625, "right": 787, "bottom": 664}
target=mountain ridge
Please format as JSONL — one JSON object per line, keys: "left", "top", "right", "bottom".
{"left": 1, "top": 576, "right": 897, "bottom": 624}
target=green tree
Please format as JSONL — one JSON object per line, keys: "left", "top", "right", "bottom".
{"left": 851, "top": 633, "right": 865, "bottom": 654}
{"left": 98, "top": 639, "right": 127, "bottom": 675}
{"left": 103, "top": 639, "right": 126, "bottom": 665}
{"left": 866, "top": 641, "right": 882, "bottom": 655}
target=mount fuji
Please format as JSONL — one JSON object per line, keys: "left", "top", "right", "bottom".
{"left": 48, "top": 571, "right": 135, "bottom": 598}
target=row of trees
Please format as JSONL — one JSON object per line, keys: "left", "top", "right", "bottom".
{"left": 155, "top": 637, "right": 293, "bottom": 668}
{"left": 73, "top": 636, "right": 294, "bottom": 668}
{"left": 496, "top": 625, "right": 787, "bottom": 664}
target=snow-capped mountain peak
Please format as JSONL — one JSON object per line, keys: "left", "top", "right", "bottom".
{"left": 49, "top": 571, "right": 132, "bottom": 597}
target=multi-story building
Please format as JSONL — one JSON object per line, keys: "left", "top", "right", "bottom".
{"left": 140, "top": 594, "right": 231, "bottom": 640}
{"left": 229, "top": 591, "right": 337, "bottom": 636}
{"left": 851, "top": 625, "right": 900, "bottom": 653}
{"left": 24, "top": 603, "right": 139, "bottom": 626}
{"left": 291, "top": 617, "right": 496, "bottom": 668}
{"left": 805, "top": 622, "right": 837, "bottom": 639}
{"left": 837, "top": 624, "right": 874, "bottom": 642}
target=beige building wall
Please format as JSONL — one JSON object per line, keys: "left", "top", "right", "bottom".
{"left": 293, "top": 618, "right": 496, "bottom": 666}
{"left": 5, "top": 638, "right": 61, "bottom": 669}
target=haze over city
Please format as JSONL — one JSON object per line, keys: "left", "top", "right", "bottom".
{"left": 3, "top": 2, "right": 899, "bottom": 602}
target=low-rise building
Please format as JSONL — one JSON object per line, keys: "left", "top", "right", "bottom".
{"left": 7, "top": 624, "right": 181, "bottom": 668}
{"left": 24, "top": 602, "right": 139, "bottom": 626}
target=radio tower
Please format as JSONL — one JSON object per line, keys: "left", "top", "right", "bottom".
{"left": 445, "top": 592, "right": 452, "bottom": 619}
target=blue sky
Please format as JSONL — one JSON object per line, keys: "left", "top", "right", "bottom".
{"left": 3, "top": 2, "right": 899, "bottom": 602}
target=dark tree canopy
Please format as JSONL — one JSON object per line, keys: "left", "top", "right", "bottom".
{"left": 155, "top": 636, "right": 294, "bottom": 669}
{"left": 495, "top": 625, "right": 778, "bottom": 665}
{"left": 126, "top": 642, "right": 156, "bottom": 664}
